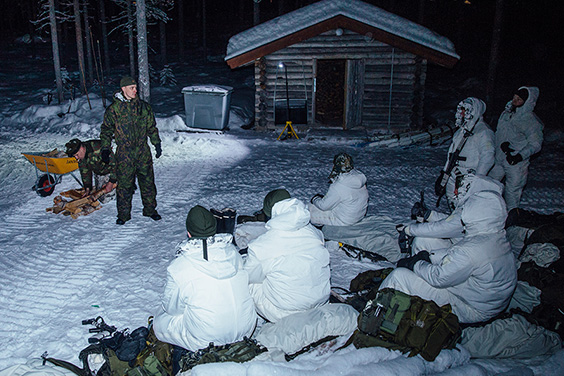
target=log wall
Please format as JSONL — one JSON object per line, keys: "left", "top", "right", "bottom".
{"left": 254, "top": 29, "right": 426, "bottom": 133}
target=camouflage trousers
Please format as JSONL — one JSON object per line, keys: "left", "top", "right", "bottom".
{"left": 115, "top": 156, "right": 157, "bottom": 221}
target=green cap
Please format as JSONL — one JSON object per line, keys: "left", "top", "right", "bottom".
{"left": 186, "top": 205, "right": 217, "bottom": 238}
{"left": 65, "top": 138, "right": 82, "bottom": 157}
{"left": 262, "top": 189, "right": 291, "bottom": 218}
{"left": 120, "top": 76, "right": 137, "bottom": 88}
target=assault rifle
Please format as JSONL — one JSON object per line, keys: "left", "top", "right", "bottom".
{"left": 435, "top": 128, "right": 473, "bottom": 207}
{"left": 411, "top": 190, "right": 428, "bottom": 221}
{"left": 339, "top": 242, "right": 387, "bottom": 262}
{"left": 82, "top": 316, "right": 118, "bottom": 343}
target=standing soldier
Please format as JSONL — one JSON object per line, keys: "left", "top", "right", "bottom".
{"left": 100, "top": 76, "right": 162, "bottom": 225}
{"left": 488, "top": 87, "right": 543, "bottom": 211}
{"left": 435, "top": 97, "right": 495, "bottom": 209}
{"left": 65, "top": 138, "right": 117, "bottom": 201}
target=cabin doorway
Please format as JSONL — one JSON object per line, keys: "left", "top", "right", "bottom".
{"left": 315, "top": 59, "right": 346, "bottom": 128}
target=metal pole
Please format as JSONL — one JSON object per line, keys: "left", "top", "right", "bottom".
{"left": 285, "top": 64, "right": 291, "bottom": 122}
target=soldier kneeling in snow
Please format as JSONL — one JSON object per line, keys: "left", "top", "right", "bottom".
{"left": 380, "top": 189, "right": 517, "bottom": 324}
{"left": 65, "top": 138, "right": 116, "bottom": 203}
{"left": 153, "top": 205, "right": 257, "bottom": 351}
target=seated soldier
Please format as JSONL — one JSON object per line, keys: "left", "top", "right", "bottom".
{"left": 244, "top": 192, "right": 331, "bottom": 322}
{"left": 65, "top": 138, "right": 117, "bottom": 200}
{"left": 234, "top": 188, "right": 290, "bottom": 250}
{"left": 380, "top": 189, "right": 517, "bottom": 324}
{"left": 399, "top": 174, "right": 504, "bottom": 257}
{"left": 153, "top": 205, "right": 257, "bottom": 351}
{"left": 309, "top": 153, "right": 369, "bottom": 227}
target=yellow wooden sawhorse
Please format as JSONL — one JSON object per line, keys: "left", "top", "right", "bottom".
{"left": 277, "top": 121, "right": 299, "bottom": 140}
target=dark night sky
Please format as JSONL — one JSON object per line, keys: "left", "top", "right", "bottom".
{"left": 0, "top": 0, "right": 562, "bottom": 127}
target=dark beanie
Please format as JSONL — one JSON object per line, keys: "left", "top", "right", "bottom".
{"left": 120, "top": 76, "right": 137, "bottom": 88}
{"left": 516, "top": 88, "right": 529, "bottom": 102}
{"left": 65, "top": 138, "right": 82, "bottom": 156}
{"left": 186, "top": 205, "right": 217, "bottom": 238}
{"left": 262, "top": 189, "right": 291, "bottom": 218}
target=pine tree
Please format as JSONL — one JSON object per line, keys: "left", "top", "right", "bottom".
{"left": 159, "top": 65, "right": 177, "bottom": 87}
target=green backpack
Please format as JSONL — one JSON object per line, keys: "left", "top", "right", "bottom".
{"left": 351, "top": 288, "right": 460, "bottom": 361}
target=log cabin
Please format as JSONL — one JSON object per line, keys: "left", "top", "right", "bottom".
{"left": 225, "top": 0, "right": 460, "bottom": 133}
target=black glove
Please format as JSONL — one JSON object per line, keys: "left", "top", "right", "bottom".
{"left": 506, "top": 153, "right": 523, "bottom": 165}
{"left": 411, "top": 201, "right": 430, "bottom": 222}
{"left": 396, "top": 251, "right": 431, "bottom": 271}
{"left": 155, "top": 143, "right": 162, "bottom": 159}
{"left": 310, "top": 194, "right": 323, "bottom": 204}
{"left": 435, "top": 170, "right": 447, "bottom": 197}
{"left": 500, "top": 141, "right": 514, "bottom": 154}
{"left": 101, "top": 149, "right": 111, "bottom": 164}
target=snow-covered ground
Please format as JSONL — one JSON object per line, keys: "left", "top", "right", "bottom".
{"left": 1, "top": 48, "right": 564, "bottom": 375}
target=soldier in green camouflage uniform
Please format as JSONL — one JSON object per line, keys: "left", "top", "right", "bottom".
{"left": 100, "top": 76, "right": 162, "bottom": 225}
{"left": 65, "top": 138, "right": 117, "bottom": 197}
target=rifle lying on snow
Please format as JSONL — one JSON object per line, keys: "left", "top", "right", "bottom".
{"left": 435, "top": 127, "right": 474, "bottom": 207}
{"left": 339, "top": 242, "right": 387, "bottom": 262}
{"left": 82, "top": 316, "right": 118, "bottom": 343}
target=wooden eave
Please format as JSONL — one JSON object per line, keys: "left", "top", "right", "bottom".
{"left": 226, "top": 15, "right": 459, "bottom": 69}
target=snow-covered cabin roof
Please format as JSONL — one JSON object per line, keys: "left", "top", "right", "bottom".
{"left": 225, "top": 0, "right": 460, "bottom": 69}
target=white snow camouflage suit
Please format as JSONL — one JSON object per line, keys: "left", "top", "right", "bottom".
{"left": 380, "top": 189, "right": 517, "bottom": 324}
{"left": 309, "top": 169, "right": 369, "bottom": 226}
{"left": 408, "top": 174, "right": 504, "bottom": 255}
{"left": 443, "top": 97, "right": 495, "bottom": 205}
{"left": 489, "top": 86, "right": 543, "bottom": 210}
{"left": 153, "top": 233, "right": 257, "bottom": 351}
{"left": 244, "top": 198, "right": 331, "bottom": 322}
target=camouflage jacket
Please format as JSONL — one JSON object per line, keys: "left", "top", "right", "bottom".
{"left": 79, "top": 140, "right": 117, "bottom": 190}
{"left": 100, "top": 92, "right": 161, "bottom": 156}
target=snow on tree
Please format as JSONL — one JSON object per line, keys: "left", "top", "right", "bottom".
{"left": 32, "top": 0, "right": 64, "bottom": 103}
{"left": 136, "top": 0, "right": 150, "bottom": 101}
{"left": 159, "top": 65, "right": 177, "bottom": 87}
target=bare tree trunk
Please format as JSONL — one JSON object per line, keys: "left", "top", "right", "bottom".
{"left": 253, "top": 1, "right": 260, "bottom": 26}
{"left": 73, "top": 0, "right": 87, "bottom": 94}
{"left": 159, "top": 20, "right": 167, "bottom": 66}
{"left": 178, "top": 0, "right": 185, "bottom": 58}
{"left": 202, "top": 0, "right": 207, "bottom": 59}
{"left": 49, "top": 0, "right": 64, "bottom": 103}
{"left": 127, "top": 0, "right": 136, "bottom": 78}
{"left": 487, "top": 0, "right": 504, "bottom": 115}
{"left": 99, "top": 0, "right": 111, "bottom": 74}
{"left": 83, "top": 1, "right": 94, "bottom": 84}
{"left": 136, "top": 0, "right": 150, "bottom": 102}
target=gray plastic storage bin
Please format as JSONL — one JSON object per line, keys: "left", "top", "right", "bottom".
{"left": 182, "top": 85, "right": 233, "bottom": 130}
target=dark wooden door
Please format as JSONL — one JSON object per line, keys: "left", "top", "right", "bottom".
{"left": 315, "top": 59, "right": 346, "bottom": 127}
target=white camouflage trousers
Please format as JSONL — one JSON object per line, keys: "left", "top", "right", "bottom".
{"left": 488, "top": 159, "right": 530, "bottom": 211}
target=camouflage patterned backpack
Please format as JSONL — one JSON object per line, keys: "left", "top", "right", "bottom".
{"left": 350, "top": 288, "right": 460, "bottom": 361}
{"left": 179, "top": 337, "right": 267, "bottom": 372}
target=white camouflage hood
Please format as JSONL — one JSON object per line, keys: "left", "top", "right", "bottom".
{"left": 455, "top": 97, "right": 486, "bottom": 131}
{"left": 266, "top": 198, "right": 311, "bottom": 232}
{"left": 461, "top": 190, "right": 507, "bottom": 235}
